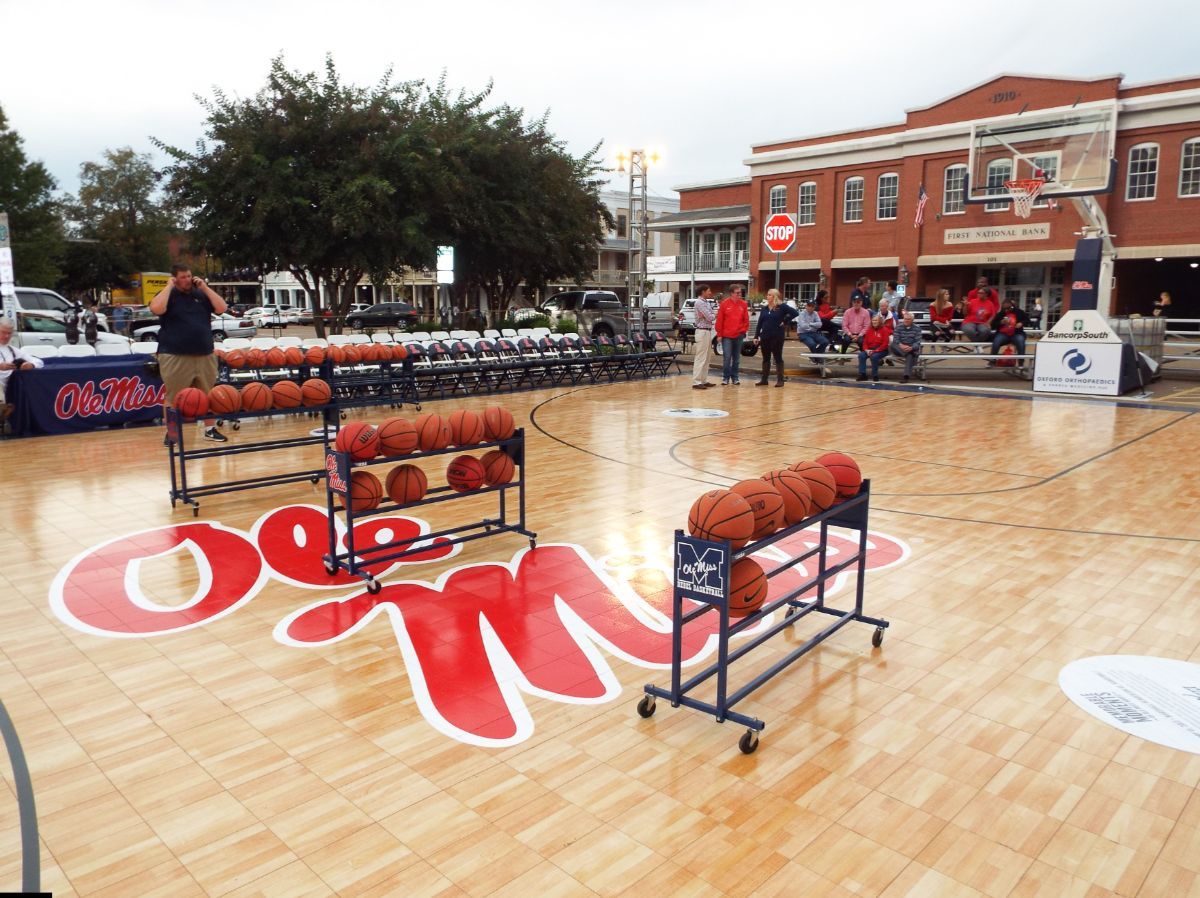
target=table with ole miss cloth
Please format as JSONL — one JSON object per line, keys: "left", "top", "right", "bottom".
{"left": 8, "top": 355, "right": 165, "bottom": 437}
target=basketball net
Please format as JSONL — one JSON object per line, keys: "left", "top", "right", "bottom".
{"left": 1003, "top": 177, "right": 1047, "bottom": 219}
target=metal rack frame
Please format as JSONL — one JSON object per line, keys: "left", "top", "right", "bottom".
{"left": 638, "top": 480, "right": 888, "bottom": 753}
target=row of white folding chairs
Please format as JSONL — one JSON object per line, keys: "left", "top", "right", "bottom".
{"left": 223, "top": 336, "right": 304, "bottom": 351}
{"left": 21, "top": 343, "right": 149, "bottom": 359}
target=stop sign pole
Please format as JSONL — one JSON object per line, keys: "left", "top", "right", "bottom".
{"left": 763, "top": 213, "right": 797, "bottom": 292}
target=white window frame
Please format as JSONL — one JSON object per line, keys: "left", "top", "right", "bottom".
{"left": 843, "top": 177, "right": 864, "bottom": 223}
{"left": 797, "top": 182, "right": 817, "bottom": 226}
{"left": 876, "top": 173, "right": 899, "bottom": 221}
{"left": 943, "top": 164, "right": 967, "bottom": 215}
{"left": 985, "top": 158, "right": 1013, "bottom": 212}
{"left": 1029, "top": 151, "right": 1062, "bottom": 209}
{"left": 733, "top": 229, "right": 749, "bottom": 267}
{"left": 769, "top": 185, "right": 787, "bottom": 215}
{"left": 1180, "top": 137, "right": 1200, "bottom": 198}
{"left": 1126, "top": 143, "right": 1159, "bottom": 201}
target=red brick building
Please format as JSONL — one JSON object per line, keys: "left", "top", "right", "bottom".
{"left": 656, "top": 73, "right": 1200, "bottom": 323}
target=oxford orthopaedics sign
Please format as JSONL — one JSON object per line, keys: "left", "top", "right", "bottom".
{"left": 763, "top": 213, "right": 797, "bottom": 254}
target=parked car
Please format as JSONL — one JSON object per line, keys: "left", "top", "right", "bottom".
{"left": 245, "top": 305, "right": 289, "bottom": 327}
{"left": 675, "top": 296, "right": 756, "bottom": 336}
{"left": 13, "top": 287, "right": 110, "bottom": 332}
{"left": 540, "top": 290, "right": 673, "bottom": 338}
{"left": 133, "top": 312, "right": 257, "bottom": 342}
{"left": 228, "top": 303, "right": 258, "bottom": 318}
{"left": 12, "top": 313, "right": 132, "bottom": 349}
{"left": 345, "top": 302, "right": 420, "bottom": 330}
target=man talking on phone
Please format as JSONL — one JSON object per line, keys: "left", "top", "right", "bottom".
{"left": 150, "top": 263, "right": 229, "bottom": 443}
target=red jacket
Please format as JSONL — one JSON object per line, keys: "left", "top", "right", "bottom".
{"left": 965, "top": 294, "right": 999, "bottom": 325}
{"left": 817, "top": 301, "right": 836, "bottom": 322}
{"left": 930, "top": 303, "right": 954, "bottom": 324}
{"left": 715, "top": 298, "right": 749, "bottom": 338}
{"left": 861, "top": 324, "right": 891, "bottom": 353}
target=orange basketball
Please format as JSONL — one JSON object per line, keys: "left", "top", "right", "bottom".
{"left": 348, "top": 470, "right": 383, "bottom": 512}
{"left": 390, "top": 343, "right": 408, "bottom": 361}
{"left": 377, "top": 417, "right": 419, "bottom": 456}
{"left": 301, "top": 378, "right": 331, "bottom": 407}
{"left": 265, "top": 347, "right": 287, "bottom": 367}
{"left": 815, "top": 452, "right": 863, "bottom": 498}
{"left": 240, "top": 381, "right": 273, "bottom": 412}
{"left": 730, "top": 479, "right": 787, "bottom": 539}
{"left": 174, "top": 387, "right": 209, "bottom": 419}
{"left": 283, "top": 346, "right": 304, "bottom": 366}
{"left": 327, "top": 344, "right": 345, "bottom": 364}
{"left": 305, "top": 345, "right": 325, "bottom": 365}
{"left": 449, "top": 409, "right": 484, "bottom": 447}
{"left": 687, "top": 489, "right": 755, "bottom": 550}
{"left": 335, "top": 421, "right": 379, "bottom": 461}
{"left": 207, "top": 384, "right": 241, "bottom": 416}
{"left": 214, "top": 347, "right": 225, "bottom": 361}
{"left": 342, "top": 345, "right": 361, "bottom": 364}
{"left": 729, "top": 558, "right": 768, "bottom": 618}
{"left": 366, "top": 343, "right": 385, "bottom": 362}
{"left": 480, "top": 449, "right": 515, "bottom": 486}
{"left": 271, "top": 380, "right": 304, "bottom": 409}
{"left": 482, "top": 406, "right": 515, "bottom": 441}
{"left": 385, "top": 464, "right": 427, "bottom": 505}
{"left": 223, "top": 349, "right": 246, "bottom": 369}
{"left": 244, "top": 348, "right": 266, "bottom": 369}
{"left": 761, "top": 469, "right": 813, "bottom": 526}
{"left": 446, "top": 455, "right": 486, "bottom": 492}
{"left": 414, "top": 413, "right": 451, "bottom": 452}
{"left": 788, "top": 460, "right": 837, "bottom": 512}
{"left": 357, "top": 343, "right": 376, "bottom": 362}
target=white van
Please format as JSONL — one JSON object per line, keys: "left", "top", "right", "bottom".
{"left": 10, "top": 287, "right": 110, "bottom": 332}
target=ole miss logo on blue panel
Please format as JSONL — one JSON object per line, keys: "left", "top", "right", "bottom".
{"left": 676, "top": 537, "right": 728, "bottom": 600}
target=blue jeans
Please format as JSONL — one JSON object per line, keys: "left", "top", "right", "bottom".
{"left": 991, "top": 332, "right": 1027, "bottom": 355}
{"left": 722, "top": 336, "right": 744, "bottom": 381}
{"left": 858, "top": 350, "right": 886, "bottom": 377}
{"left": 798, "top": 332, "right": 829, "bottom": 353}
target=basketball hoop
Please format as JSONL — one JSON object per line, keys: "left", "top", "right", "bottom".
{"left": 1003, "top": 177, "right": 1047, "bottom": 219}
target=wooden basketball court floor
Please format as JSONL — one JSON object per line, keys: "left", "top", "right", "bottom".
{"left": 2, "top": 374, "right": 1200, "bottom": 897}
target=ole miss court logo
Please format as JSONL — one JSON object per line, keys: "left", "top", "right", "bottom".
{"left": 54, "top": 375, "right": 165, "bottom": 420}
{"left": 50, "top": 505, "right": 909, "bottom": 747}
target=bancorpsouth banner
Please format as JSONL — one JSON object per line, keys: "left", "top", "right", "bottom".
{"left": 1033, "top": 341, "right": 1123, "bottom": 395}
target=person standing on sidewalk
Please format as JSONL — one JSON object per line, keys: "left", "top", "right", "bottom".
{"left": 716, "top": 285, "right": 750, "bottom": 385}
{"left": 753, "top": 289, "right": 797, "bottom": 387}
{"left": 691, "top": 284, "right": 717, "bottom": 390}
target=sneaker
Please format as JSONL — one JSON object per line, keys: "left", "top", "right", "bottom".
{"left": 756, "top": 380, "right": 768, "bottom": 386}
{"left": 856, "top": 374, "right": 867, "bottom": 382}
{"left": 722, "top": 379, "right": 729, "bottom": 385}
{"left": 204, "top": 427, "right": 228, "bottom": 443}
{"left": 692, "top": 384, "right": 705, "bottom": 390}
{"left": 163, "top": 433, "right": 173, "bottom": 447}
{"left": 884, "top": 357, "right": 895, "bottom": 366}
{"left": 900, "top": 376, "right": 910, "bottom": 384}
{"left": 774, "top": 381, "right": 784, "bottom": 388}
{"left": 733, "top": 379, "right": 740, "bottom": 385}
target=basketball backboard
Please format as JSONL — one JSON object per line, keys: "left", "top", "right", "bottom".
{"left": 966, "top": 102, "right": 1117, "bottom": 205}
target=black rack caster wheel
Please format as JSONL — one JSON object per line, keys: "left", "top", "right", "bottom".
{"left": 340, "top": 412, "right": 348, "bottom": 421}
{"left": 323, "top": 561, "right": 338, "bottom": 576}
{"left": 365, "top": 579, "right": 382, "bottom": 595}
{"left": 636, "top": 695, "right": 656, "bottom": 718}
{"left": 529, "top": 538, "right": 537, "bottom": 550}
{"left": 783, "top": 606, "right": 797, "bottom": 624}
{"left": 739, "top": 729, "right": 759, "bottom": 754}
{"left": 192, "top": 506, "right": 200, "bottom": 518}
{"left": 232, "top": 422, "right": 240, "bottom": 431}
{"left": 872, "top": 627, "right": 884, "bottom": 648}
{"left": 310, "top": 476, "right": 320, "bottom": 485}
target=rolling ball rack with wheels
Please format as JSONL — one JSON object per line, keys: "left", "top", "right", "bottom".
{"left": 329, "top": 357, "right": 420, "bottom": 415}
{"left": 322, "top": 427, "right": 536, "bottom": 594}
{"left": 638, "top": 480, "right": 887, "bottom": 753}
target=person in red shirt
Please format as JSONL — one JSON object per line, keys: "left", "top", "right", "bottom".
{"left": 715, "top": 285, "right": 751, "bottom": 385}
{"left": 962, "top": 286, "right": 999, "bottom": 342}
{"left": 815, "top": 290, "right": 839, "bottom": 342}
{"left": 930, "top": 289, "right": 955, "bottom": 342}
{"left": 856, "top": 314, "right": 892, "bottom": 382}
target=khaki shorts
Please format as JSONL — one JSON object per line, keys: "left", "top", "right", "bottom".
{"left": 157, "top": 353, "right": 218, "bottom": 402}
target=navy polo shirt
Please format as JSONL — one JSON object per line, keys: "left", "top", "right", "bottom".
{"left": 157, "top": 289, "right": 215, "bottom": 355}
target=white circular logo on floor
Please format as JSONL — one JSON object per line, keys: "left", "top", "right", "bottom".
{"left": 1059, "top": 655, "right": 1200, "bottom": 754}
{"left": 662, "top": 408, "right": 729, "bottom": 418}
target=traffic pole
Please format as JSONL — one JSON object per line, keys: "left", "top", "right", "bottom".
{"left": 774, "top": 252, "right": 781, "bottom": 292}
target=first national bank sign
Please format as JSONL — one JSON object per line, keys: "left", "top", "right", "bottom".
{"left": 944, "top": 222, "right": 1050, "bottom": 244}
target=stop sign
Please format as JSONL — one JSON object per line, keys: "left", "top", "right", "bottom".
{"left": 763, "top": 213, "right": 797, "bottom": 254}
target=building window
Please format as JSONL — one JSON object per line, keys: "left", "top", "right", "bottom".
{"left": 943, "top": 165, "right": 967, "bottom": 214}
{"left": 797, "top": 182, "right": 817, "bottom": 225}
{"left": 843, "top": 177, "right": 864, "bottom": 223}
{"left": 769, "top": 185, "right": 787, "bottom": 215}
{"left": 783, "top": 283, "right": 818, "bottom": 304}
{"left": 701, "top": 232, "right": 715, "bottom": 269}
{"left": 1029, "top": 153, "right": 1060, "bottom": 208}
{"left": 985, "top": 159, "right": 1013, "bottom": 212}
{"left": 734, "top": 230, "right": 748, "bottom": 266}
{"left": 877, "top": 173, "right": 899, "bottom": 220}
{"left": 1180, "top": 138, "right": 1200, "bottom": 197}
{"left": 717, "top": 232, "right": 732, "bottom": 269}
{"left": 616, "top": 213, "right": 627, "bottom": 238}
{"left": 1126, "top": 144, "right": 1158, "bottom": 201}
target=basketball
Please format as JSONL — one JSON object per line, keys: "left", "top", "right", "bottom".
{"left": 730, "top": 479, "right": 787, "bottom": 539}
{"left": 268, "top": 380, "right": 302, "bottom": 409}
{"left": 335, "top": 421, "right": 379, "bottom": 461}
{"left": 385, "top": 464, "right": 427, "bottom": 505}
{"left": 244, "top": 348, "right": 266, "bottom": 369}
{"left": 687, "top": 489, "right": 755, "bottom": 549}
{"left": 300, "top": 378, "right": 331, "bottom": 407}
{"left": 446, "top": 455, "right": 486, "bottom": 492}
{"left": 482, "top": 406, "right": 515, "bottom": 441}
{"left": 480, "top": 449, "right": 515, "bottom": 486}
{"left": 377, "top": 417, "right": 419, "bottom": 456}
{"left": 240, "top": 381, "right": 273, "bottom": 412}
{"left": 283, "top": 346, "right": 304, "bottom": 366}
{"left": 761, "top": 469, "right": 813, "bottom": 526}
{"left": 449, "top": 409, "right": 485, "bottom": 447}
{"left": 342, "top": 345, "right": 361, "bottom": 364}
{"left": 207, "top": 384, "right": 241, "bottom": 416}
{"left": 327, "top": 344, "right": 345, "bottom": 365}
{"left": 174, "top": 387, "right": 209, "bottom": 419}
{"left": 415, "top": 413, "right": 452, "bottom": 451}
{"left": 358, "top": 343, "right": 377, "bottom": 362}
{"left": 815, "top": 452, "right": 862, "bottom": 498}
{"left": 788, "top": 460, "right": 837, "bottom": 511}
{"left": 390, "top": 343, "right": 408, "bottom": 361}
{"left": 729, "top": 558, "right": 768, "bottom": 618}
{"left": 265, "top": 347, "right": 286, "bottom": 367}
{"left": 348, "top": 470, "right": 383, "bottom": 512}
{"left": 305, "top": 345, "right": 325, "bottom": 365}
{"left": 224, "top": 349, "right": 246, "bottom": 369}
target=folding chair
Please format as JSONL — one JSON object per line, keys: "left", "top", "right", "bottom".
{"left": 131, "top": 342, "right": 159, "bottom": 355}
{"left": 96, "top": 343, "right": 134, "bottom": 356}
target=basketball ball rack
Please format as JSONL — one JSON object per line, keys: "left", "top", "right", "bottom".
{"left": 328, "top": 356, "right": 421, "bottom": 413}
{"left": 321, "top": 427, "right": 536, "bottom": 594}
{"left": 637, "top": 480, "right": 887, "bottom": 754}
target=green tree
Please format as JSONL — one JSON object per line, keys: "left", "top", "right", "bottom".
{"left": 71, "top": 147, "right": 175, "bottom": 271}
{"left": 57, "top": 240, "right": 131, "bottom": 298}
{"left": 0, "top": 105, "right": 64, "bottom": 287}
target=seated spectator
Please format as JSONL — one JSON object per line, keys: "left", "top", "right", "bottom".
{"left": 839, "top": 294, "right": 871, "bottom": 353}
{"left": 877, "top": 298, "right": 898, "bottom": 327}
{"left": 890, "top": 311, "right": 923, "bottom": 383}
{"left": 988, "top": 298, "right": 1031, "bottom": 363}
{"left": 961, "top": 287, "right": 999, "bottom": 343}
{"left": 795, "top": 300, "right": 830, "bottom": 354}
{"left": 929, "top": 289, "right": 955, "bottom": 342}
{"left": 815, "top": 290, "right": 840, "bottom": 341}
{"left": 856, "top": 314, "right": 892, "bottom": 382}
{"left": 0, "top": 317, "right": 45, "bottom": 418}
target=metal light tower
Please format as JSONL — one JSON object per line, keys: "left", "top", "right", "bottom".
{"left": 615, "top": 148, "right": 661, "bottom": 336}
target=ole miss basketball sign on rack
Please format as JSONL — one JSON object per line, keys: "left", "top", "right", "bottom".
{"left": 763, "top": 212, "right": 797, "bottom": 254}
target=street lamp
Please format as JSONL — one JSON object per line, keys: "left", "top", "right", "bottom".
{"left": 614, "top": 147, "right": 664, "bottom": 335}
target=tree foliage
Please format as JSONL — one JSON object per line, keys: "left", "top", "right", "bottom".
{"left": 57, "top": 240, "right": 131, "bottom": 297}
{"left": 71, "top": 147, "right": 175, "bottom": 270}
{"left": 0, "top": 105, "right": 64, "bottom": 287}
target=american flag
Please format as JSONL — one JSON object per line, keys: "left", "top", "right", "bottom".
{"left": 914, "top": 184, "right": 928, "bottom": 228}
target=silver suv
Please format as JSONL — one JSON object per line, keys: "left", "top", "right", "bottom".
{"left": 11, "top": 287, "right": 110, "bottom": 331}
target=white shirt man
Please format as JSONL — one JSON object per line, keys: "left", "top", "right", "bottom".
{"left": 691, "top": 285, "right": 717, "bottom": 389}
{"left": 0, "top": 317, "right": 45, "bottom": 413}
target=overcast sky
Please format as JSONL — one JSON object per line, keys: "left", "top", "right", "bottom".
{"left": 5, "top": 0, "right": 1195, "bottom": 201}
